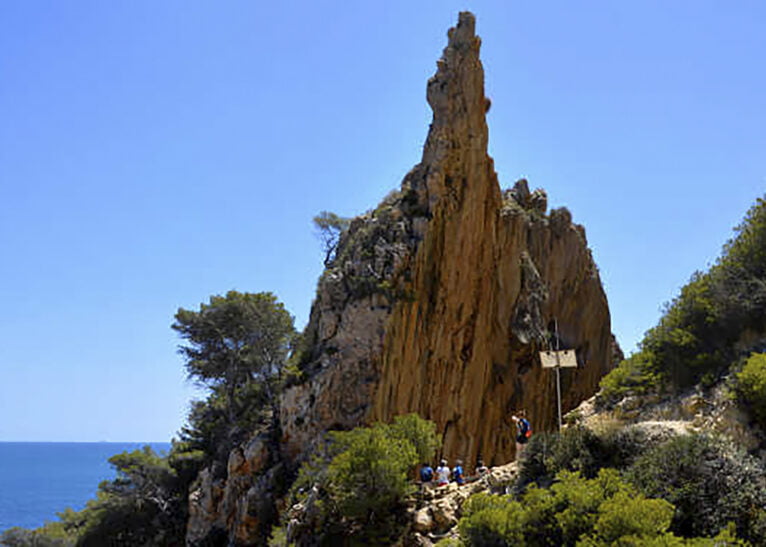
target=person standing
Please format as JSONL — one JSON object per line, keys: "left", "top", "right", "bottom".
{"left": 435, "top": 459, "right": 450, "bottom": 486}
{"left": 512, "top": 411, "right": 532, "bottom": 458}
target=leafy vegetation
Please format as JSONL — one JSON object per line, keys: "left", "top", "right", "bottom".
{"left": 456, "top": 467, "right": 751, "bottom": 546}
{"left": 460, "top": 469, "right": 685, "bottom": 546}
{"left": 283, "top": 414, "right": 438, "bottom": 544}
{"left": 626, "top": 433, "right": 766, "bottom": 543}
{"left": 600, "top": 196, "right": 766, "bottom": 403}
{"left": 172, "top": 290, "right": 296, "bottom": 461}
{"left": 514, "top": 426, "right": 766, "bottom": 545}
{"left": 517, "top": 425, "right": 649, "bottom": 489}
{"left": 735, "top": 352, "right": 766, "bottom": 429}
{"left": 313, "top": 210, "right": 351, "bottom": 267}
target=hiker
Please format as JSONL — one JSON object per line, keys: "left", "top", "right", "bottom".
{"left": 452, "top": 459, "right": 465, "bottom": 485}
{"left": 474, "top": 459, "right": 489, "bottom": 477}
{"left": 435, "top": 459, "right": 450, "bottom": 486}
{"left": 512, "top": 411, "right": 532, "bottom": 458}
{"left": 419, "top": 462, "right": 434, "bottom": 484}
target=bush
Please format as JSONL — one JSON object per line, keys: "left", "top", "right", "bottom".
{"left": 287, "top": 414, "right": 437, "bottom": 544}
{"left": 387, "top": 412, "right": 439, "bottom": 464}
{"left": 460, "top": 469, "right": 685, "bottom": 546}
{"left": 736, "top": 352, "right": 766, "bottom": 427}
{"left": 598, "top": 352, "right": 663, "bottom": 406}
{"left": 459, "top": 493, "right": 525, "bottom": 546}
{"left": 626, "top": 433, "right": 766, "bottom": 543}
{"left": 592, "top": 490, "right": 675, "bottom": 544}
{"left": 517, "top": 425, "right": 650, "bottom": 489}
{"left": 326, "top": 425, "right": 418, "bottom": 523}
{"left": 0, "top": 526, "right": 73, "bottom": 546}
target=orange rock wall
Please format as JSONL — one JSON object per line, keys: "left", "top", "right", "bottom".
{"left": 280, "top": 12, "right": 615, "bottom": 468}
{"left": 371, "top": 13, "right": 613, "bottom": 465}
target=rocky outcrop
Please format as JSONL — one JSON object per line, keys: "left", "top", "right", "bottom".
{"left": 187, "top": 12, "right": 617, "bottom": 544}
{"left": 284, "top": 461, "right": 520, "bottom": 546}
{"left": 281, "top": 11, "right": 615, "bottom": 468}
{"left": 187, "top": 434, "right": 283, "bottom": 545}
{"left": 279, "top": 202, "right": 419, "bottom": 461}
{"left": 572, "top": 379, "right": 766, "bottom": 458}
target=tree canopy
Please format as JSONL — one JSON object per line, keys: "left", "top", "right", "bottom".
{"left": 173, "top": 291, "right": 295, "bottom": 389}
{"left": 313, "top": 210, "right": 350, "bottom": 266}
{"left": 173, "top": 290, "right": 295, "bottom": 456}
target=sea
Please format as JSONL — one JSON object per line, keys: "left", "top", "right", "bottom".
{"left": 0, "top": 441, "right": 171, "bottom": 534}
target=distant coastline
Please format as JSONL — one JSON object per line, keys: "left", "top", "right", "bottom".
{"left": 0, "top": 441, "right": 172, "bottom": 445}
{"left": 0, "top": 441, "right": 171, "bottom": 533}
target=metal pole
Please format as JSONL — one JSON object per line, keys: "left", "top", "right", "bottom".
{"left": 556, "top": 364, "right": 563, "bottom": 431}
{"left": 554, "top": 318, "right": 562, "bottom": 431}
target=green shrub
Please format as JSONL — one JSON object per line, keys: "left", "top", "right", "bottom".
{"left": 459, "top": 493, "right": 526, "bottom": 546}
{"left": 736, "top": 352, "right": 766, "bottom": 427}
{"left": 287, "top": 414, "right": 437, "bottom": 544}
{"left": 326, "top": 425, "right": 418, "bottom": 523}
{"left": 598, "top": 352, "right": 663, "bottom": 406}
{"left": 517, "top": 425, "right": 650, "bottom": 490}
{"left": 626, "top": 433, "right": 766, "bottom": 543}
{"left": 0, "top": 526, "right": 74, "bottom": 547}
{"left": 593, "top": 489, "right": 675, "bottom": 544}
{"left": 387, "top": 413, "right": 439, "bottom": 465}
{"left": 460, "top": 469, "right": 688, "bottom": 546}
{"left": 518, "top": 428, "right": 598, "bottom": 488}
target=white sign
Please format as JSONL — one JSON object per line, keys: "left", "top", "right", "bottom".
{"left": 539, "top": 349, "right": 578, "bottom": 368}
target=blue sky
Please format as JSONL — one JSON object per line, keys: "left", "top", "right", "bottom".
{"left": 1, "top": 1, "right": 763, "bottom": 441}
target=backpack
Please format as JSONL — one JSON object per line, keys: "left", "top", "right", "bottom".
{"left": 519, "top": 418, "right": 532, "bottom": 438}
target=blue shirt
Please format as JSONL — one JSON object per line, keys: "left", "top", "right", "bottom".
{"left": 452, "top": 465, "right": 464, "bottom": 484}
{"left": 420, "top": 465, "right": 434, "bottom": 482}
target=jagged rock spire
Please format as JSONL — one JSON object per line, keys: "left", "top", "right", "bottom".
{"left": 375, "top": 12, "right": 613, "bottom": 465}
{"left": 426, "top": 12, "right": 489, "bottom": 149}
{"left": 411, "top": 11, "right": 496, "bottom": 213}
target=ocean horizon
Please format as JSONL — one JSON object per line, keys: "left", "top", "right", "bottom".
{"left": 0, "top": 441, "right": 172, "bottom": 534}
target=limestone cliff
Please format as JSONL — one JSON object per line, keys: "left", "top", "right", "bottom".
{"left": 187, "top": 12, "right": 617, "bottom": 544}
{"left": 280, "top": 12, "right": 615, "bottom": 468}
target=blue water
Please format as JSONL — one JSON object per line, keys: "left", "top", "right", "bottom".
{"left": 0, "top": 442, "right": 171, "bottom": 533}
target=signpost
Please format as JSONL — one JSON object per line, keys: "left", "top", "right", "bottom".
{"left": 539, "top": 320, "right": 577, "bottom": 430}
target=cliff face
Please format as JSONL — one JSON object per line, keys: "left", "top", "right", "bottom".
{"left": 280, "top": 12, "right": 615, "bottom": 467}
{"left": 188, "top": 12, "right": 616, "bottom": 544}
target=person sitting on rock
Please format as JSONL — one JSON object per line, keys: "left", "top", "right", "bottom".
{"left": 474, "top": 459, "right": 489, "bottom": 477}
{"left": 452, "top": 459, "right": 465, "bottom": 485}
{"left": 435, "top": 459, "right": 450, "bottom": 486}
{"left": 419, "top": 462, "right": 434, "bottom": 484}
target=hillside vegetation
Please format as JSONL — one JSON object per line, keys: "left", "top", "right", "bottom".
{"left": 600, "top": 196, "right": 766, "bottom": 406}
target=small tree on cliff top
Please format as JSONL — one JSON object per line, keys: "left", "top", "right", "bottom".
{"left": 313, "top": 210, "right": 350, "bottom": 266}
